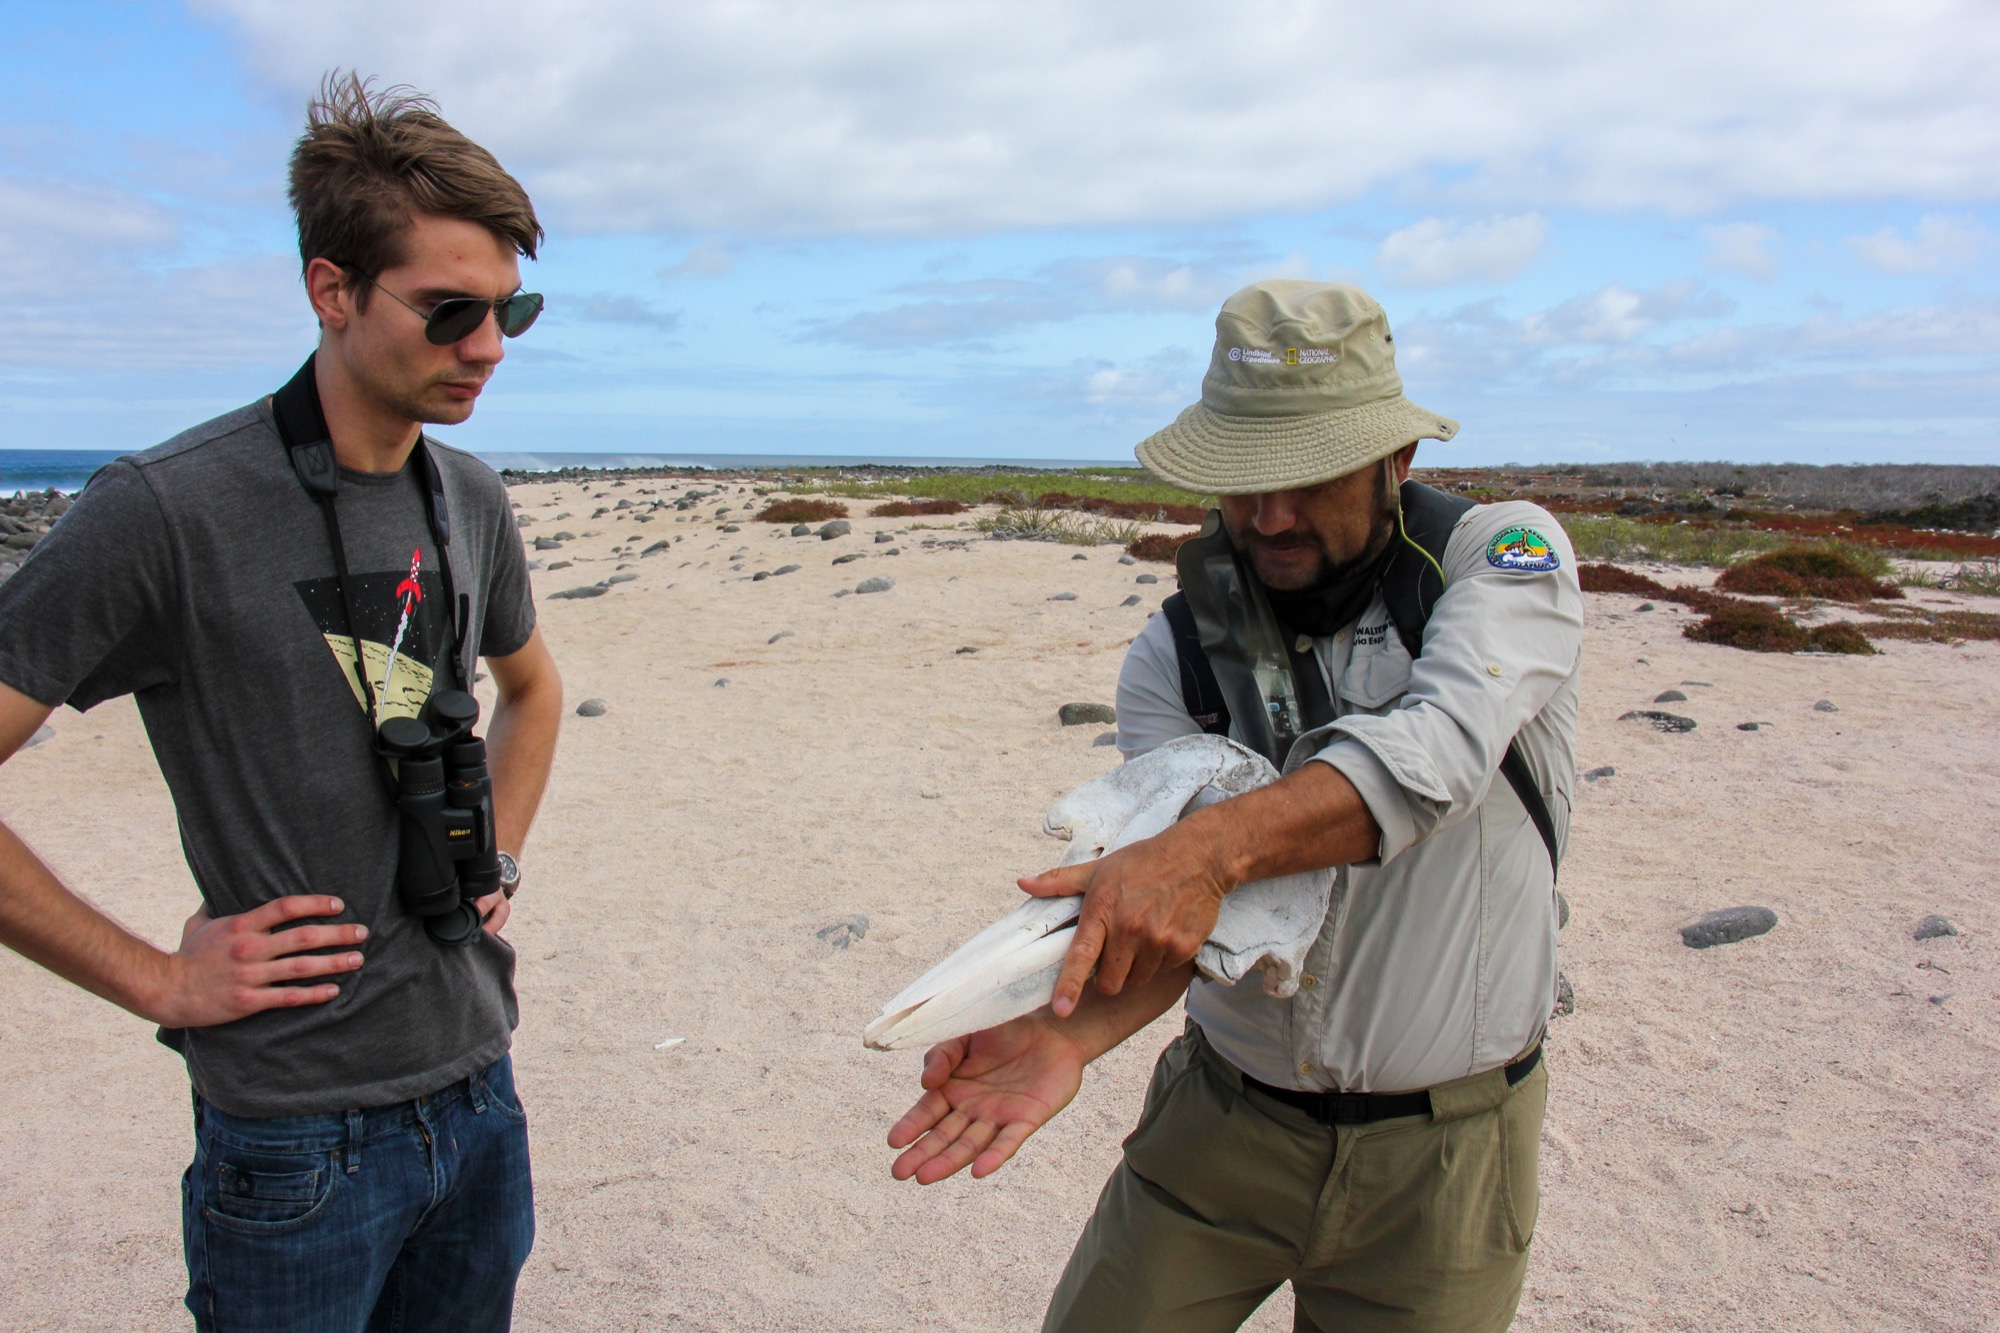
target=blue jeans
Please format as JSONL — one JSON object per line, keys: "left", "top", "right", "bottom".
{"left": 182, "top": 1055, "right": 535, "bottom": 1333}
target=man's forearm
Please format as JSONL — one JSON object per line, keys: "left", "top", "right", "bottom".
{"left": 0, "top": 818, "right": 171, "bottom": 1021}
{"left": 1060, "top": 960, "right": 1195, "bottom": 1064}
{"left": 485, "top": 673, "right": 561, "bottom": 856}
{"left": 1178, "top": 759, "right": 1381, "bottom": 889}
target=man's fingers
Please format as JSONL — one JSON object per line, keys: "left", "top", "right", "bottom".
{"left": 971, "top": 1120, "right": 1036, "bottom": 1180}
{"left": 257, "top": 923, "right": 368, "bottom": 957}
{"left": 1095, "top": 933, "right": 1137, "bottom": 998}
{"left": 914, "top": 1118, "right": 999, "bottom": 1186}
{"left": 247, "top": 951, "right": 364, "bottom": 986}
{"left": 240, "top": 981, "right": 343, "bottom": 1012}
{"left": 887, "top": 1090, "right": 950, "bottom": 1151}
{"left": 242, "top": 895, "right": 345, "bottom": 931}
{"left": 920, "top": 1038, "right": 969, "bottom": 1090}
{"left": 1052, "top": 913, "right": 1105, "bottom": 1018}
{"left": 478, "top": 893, "right": 509, "bottom": 936}
{"left": 1018, "top": 863, "right": 1090, "bottom": 898}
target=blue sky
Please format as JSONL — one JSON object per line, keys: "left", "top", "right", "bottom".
{"left": 3, "top": 0, "right": 1997, "bottom": 466}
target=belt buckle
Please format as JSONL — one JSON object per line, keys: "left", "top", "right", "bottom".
{"left": 1325, "top": 1093, "right": 1372, "bottom": 1125}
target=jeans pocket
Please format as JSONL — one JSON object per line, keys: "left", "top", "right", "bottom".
{"left": 205, "top": 1151, "right": 335, "bottom": 1234}
{"left": 479, "top": 1057, "right": 528, "bottom": 1123}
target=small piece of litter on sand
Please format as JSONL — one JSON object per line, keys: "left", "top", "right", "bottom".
{"left": 654, "top": 1037, "right": 686, "bottom": 1050}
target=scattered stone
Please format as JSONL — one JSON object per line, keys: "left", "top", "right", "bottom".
{"left": 1736, "top": 722, "right": 1761, "bottom": 731}
{"left": 955, "top": 646, "right": 979, "bottom": 654}
{"left": 1929, "top": 994, "right": 1952, "bottom": 1006}
{"left": 832, "top": 553, "right": 864, "bottom": 565}
{"left": 1557, "top": 891, "right": 1570, "bottom": 930}
{"left": 1059, "top": 702, "right": 1117, "bottom": 726}
{"left": 575, "top": 698, "right": 608, "bottom": 717}
{"left": 24, "top": 724, "right": 54, "bottom": 749}
{"left": 920, "top": 790, "right": 941, "bottom": 799}
{"left": 1136, "top": 573, "right": 1159, "bottom": 585}
{"left": 1682, "top": 681, "right": 1714, "bottom": 687}
{"left": 815, "top": 914, "right": 869, "bottom": 949}
{"left": 1680, "top": 906, "right": 1778, "bottom": 949}
{"left": 553, "top": 531, "right": 576, "bottom": 541}
{"left": 606, "top": 572, "right": 639, "bottom": 585}
{"left": 1121, "top": 594, "right": 1143, "bottom": 607}
{"left": 1636, "top": 601, "right": 1655, "bottom": 612}
{"left": 1654, "top": 689, "right": 1688, "bottom": 703}
{"left": 533, "top": 536, "right": 563, "bottom": 550}
{"left": 1813, "top": 699, "right": 1840, "bottom": 713}
{"left": 1119, "top": 554, "right": 1137, "bottom": 565}
{"left": 1049, "top": 592, "right": 1078, "bottom": 602}
{"left": 817, "top": 520, "right": 851, "bottom": 540}
{"left": 855, "top": 576, "right": 895, "bottom": 594}
{"left": 875, "top": 531, "right": 895, "bottom": 543}
{"left": 713, "top": 678, "right": 728, "bottom": 687}
{"left": 832, "top": 588, "right": 851, "bottom": 598}
{"left": 768, "top": 631, "right": 795, "bottom": 645}
{"left": 884, "top": 547, "right": 901, "bottom": 555}
{"left": 546, "top": 560, "right": 572, "bottom": 570}
{"left": 790, "top": 523, "right": 812, "bottom": 536}
{"left": 525, "top": 560, "right": 544, "bottom": 571}
{"left": 772, "top": 564, "right": 801, "bottom": 577}
{"left": 1072, "top": 553, "right": 1087, "bottom": 560}
{"left": 549, "top": 584, "right": 609, "bottom": 600}
{"left": 1620, "top": 710, "right": 1696, "bottom": 733}
{"left": 722, "top": 524, "right": 741, "bottom": 533}
{"left": 1093, "top": 732, "right": 1118, "bottom": 747}
{"left": 1551, "top": 972, "right": 1575, "bottom": 1018}
{"left": 1583, "top": 765, "right": 1616, "bottom": 781}
{"left": 1914, "top": 914, "right": 1958, "bottom": 941}
{"left": 752, "top": 571, "right": 770, "bottom": 582}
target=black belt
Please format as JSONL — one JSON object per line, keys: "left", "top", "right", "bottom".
{"left": 1242, "top": 1044, "right": 1542, "bottom": 1126}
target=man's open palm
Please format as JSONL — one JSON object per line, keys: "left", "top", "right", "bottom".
{"left": 888, "top": 1016, "right": 1085, "bottom": 1185}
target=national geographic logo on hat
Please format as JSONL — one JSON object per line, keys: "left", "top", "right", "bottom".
{"left": 1228, "top": 347, "right": 1339, "bottom": 366}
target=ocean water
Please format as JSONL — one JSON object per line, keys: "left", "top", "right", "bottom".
{"left": 0, "top": 448, "right": 1131, "bottom": 494}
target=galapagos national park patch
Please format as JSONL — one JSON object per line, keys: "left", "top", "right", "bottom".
{"left": 1486, "top": 527, "right": 1560, "bottom": 572}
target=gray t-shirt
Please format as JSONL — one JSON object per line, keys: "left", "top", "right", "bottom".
{"left": 0, "top": 398, "right": 535, "bottom": 1116}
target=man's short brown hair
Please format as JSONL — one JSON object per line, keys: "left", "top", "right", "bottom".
{"left": 288, "top": 73, "right": 543, "bottom": 295}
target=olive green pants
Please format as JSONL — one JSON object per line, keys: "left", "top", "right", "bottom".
{"left": 1042, "top": 1023, "right": 1545, "bottom": 1333}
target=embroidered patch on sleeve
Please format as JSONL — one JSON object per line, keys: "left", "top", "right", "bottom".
{"left": 1486, "top": 526, "right": 1561, "bottom": 572}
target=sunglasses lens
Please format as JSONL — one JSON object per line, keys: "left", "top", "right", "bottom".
{"left": 497, "top": 293, "right": 543, "bottom": 338}
{"left": 424, "top": 298, "right": 491, "bottom": 346}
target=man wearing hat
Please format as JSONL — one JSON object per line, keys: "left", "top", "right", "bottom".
{"left": 888, "top": 280, "right": 1581, "bottom": 1332}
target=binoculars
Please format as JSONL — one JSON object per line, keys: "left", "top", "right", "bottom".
{"left": 377, "top": 690, "right": 500, "bottom": 946}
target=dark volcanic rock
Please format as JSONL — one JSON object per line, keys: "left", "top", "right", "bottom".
{"left": 1914, "top": 914, "right": 1959, "bottom": 941}
{"left": 816, "top": 914, "right": 869, "bottom": 950}
{"left": 831, "top": 552, "right": 864, "bottom": 565}
{"left": 1135, "top": 573, "right": 1159, "bottom": 585}
{"left": 855, "top": 576, "right": 895, "bottom": 594}
{"left": 549, "top": 584, "right": 609, "bottom": 600}
{"left": 1059, "top": 702, "right": 1117, "bottom": 726}
{"left": 1620, "top": 710, "right": 1696, "bottom": 732}
{"left": 1557, "top": 891, "right": 1570, "bottom": 930}
{"left": 817, "top": 520, "right": 851, "bottom": 540}
{"left": 1551, "top": 972, "right": 1575, "bottom": 1019}
{"left": 575, "top": 698, "right": 608, "bottom": 717}
{"left": 1654, "top": 689, "right": 1688, "bottom": 703}
{"left": 1680, "top": 906, "right": 1777, "bottom": 949}
{"left": 1121, "top": 594, "right": 1143, "bottom": 607}
{"left": 1813, "top": 699, "right": 1840, "bottom": 713}
{"left": 1583, "top": 765, "right": 1616, "bottom": 781}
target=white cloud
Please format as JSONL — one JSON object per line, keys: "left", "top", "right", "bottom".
{"left": 1846, "top": 214, "right": 1996, "bottom": 273}
{"left": 1376, "top": 214, "right": 1547, "bottom": 289}
{"left": 662, "top": 239, "right": 732, "bottom": 278}
{"left": 1521, "top": 280, "right": 1733, "bottom": 346}
{"left": 1702, "top": 222, "right": 1779, "bottom": 279}
{"left": 201, "top": 0, "right": 2000, "bottom": 235}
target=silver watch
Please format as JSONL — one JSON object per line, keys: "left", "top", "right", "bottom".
{"left": 497, "top": 851, "right": 521, "bottom": 898}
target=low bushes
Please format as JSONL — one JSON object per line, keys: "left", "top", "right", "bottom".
{"left": 755, "top": 499, "right": 849, "bottom": 524}
{"left": 869, "top": 499, "right": 966, "bottom": 518}
{"left": 1037, "top": 491, "right": 1210, "bottom": 525}
{"left": 1714, "top": 548, "right": 1901, "bottom": 602}
{"left": 1127, "top": 531, "right": 1199, "bottom": 563}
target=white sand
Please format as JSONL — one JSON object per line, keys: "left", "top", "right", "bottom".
{"left": 1, "top": 482, "right": 1994, "bottom": 1330}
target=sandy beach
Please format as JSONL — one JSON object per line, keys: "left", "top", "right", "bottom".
{"left": 1, "top": 478, "right": 1994, "bottom": 1331}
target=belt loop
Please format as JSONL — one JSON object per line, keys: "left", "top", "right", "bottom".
{"left": 468, "top": 1069, "right": 488, "bottom": 1115}
{"left": 344, "top": 1109, "right": 364, "bottom": 1175}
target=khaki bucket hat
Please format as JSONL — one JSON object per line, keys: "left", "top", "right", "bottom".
{"left": 1136, "top": 279, "right": 1458, "bottom": 495}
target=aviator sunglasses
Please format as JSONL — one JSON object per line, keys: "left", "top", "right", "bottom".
{"left": 343, "top": 265, "right": 545, "bottom": 345}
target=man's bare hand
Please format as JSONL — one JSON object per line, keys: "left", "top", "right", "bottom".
{"left": 888, "top": 1016, "right": 1086, "bottom": 1184}
{"left": 476, "top": 890, "right": 510, "bottom": 937}
{"left": 153, "top": 896, "right": 365, "bottom": 1028}
{"left": 1019, "top": 821, "right": 1230, "bottom": 1018}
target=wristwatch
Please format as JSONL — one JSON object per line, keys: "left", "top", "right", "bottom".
{"left": 497, "top": 851, "right": 522, "bottom": 899}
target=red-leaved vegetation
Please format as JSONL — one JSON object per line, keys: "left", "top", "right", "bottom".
{"left": 1126, "top": 531, "right": 1199, "bottom": 563}
{"left": 755, "top": 499, "right": 849, "bottom": 523}
{"left": 1713, "top": 548, "right": 1902, "bottom": 602}
{"left": 868, "top": 499, "right": 966, "bottom": 517}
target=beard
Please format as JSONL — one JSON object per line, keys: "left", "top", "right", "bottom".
{"left": 1237, "top": 468, "right": 1398, "bottom": 594}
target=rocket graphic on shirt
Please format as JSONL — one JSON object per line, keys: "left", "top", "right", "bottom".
{"left": 293, "top": 550, "right": 449, "bottom": 728}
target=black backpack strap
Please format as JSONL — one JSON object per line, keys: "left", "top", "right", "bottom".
{"left": 1381, "top": 481, "right": 1561, "bottom": 879}
{"left": 1162, "top": 592, "right": 1231, "bottom": 736}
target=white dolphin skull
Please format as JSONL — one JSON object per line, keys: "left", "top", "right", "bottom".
{"left": 863, "top": 734, "right": 1334, "bottom": 1051}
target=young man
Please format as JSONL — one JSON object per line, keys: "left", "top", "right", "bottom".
{"left": 0, "top": 77, "right": 563, "bottom": 1330}
{"left": 890, "top": 281, "right": 1581, "bottom": 1332}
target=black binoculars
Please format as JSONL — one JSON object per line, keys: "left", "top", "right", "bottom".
{"left": 377, "top": 690, "right": 499, "bottom": 946}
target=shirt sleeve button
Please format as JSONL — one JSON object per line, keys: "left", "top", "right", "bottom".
{"left": 1486, "top": 662, "right": 1505, "bottom": 677}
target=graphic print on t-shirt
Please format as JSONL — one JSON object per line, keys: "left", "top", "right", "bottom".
{"left": 294, "top": 550, "right": 449, "bottom": 727}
